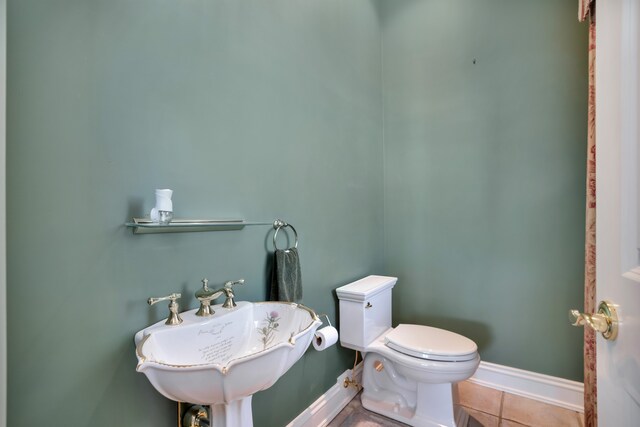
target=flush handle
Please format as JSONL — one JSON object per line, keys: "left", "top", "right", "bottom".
{"left": 569, "top": 300, "right": 618, "bottom": 340}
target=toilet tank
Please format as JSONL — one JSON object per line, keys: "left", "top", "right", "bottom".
{"left": 336, "top": 275, "right": 397, "bottom": 352}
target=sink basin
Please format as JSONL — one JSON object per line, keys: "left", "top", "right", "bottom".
{"left": 135, "top": 301, "right": 322, "bottom": 426}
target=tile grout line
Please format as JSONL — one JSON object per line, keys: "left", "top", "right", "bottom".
{"left": 498, "top": 391, "right": 505, "bottom": 425}
{"left": 460, "top": 404, "right": 498, "bottom": 419}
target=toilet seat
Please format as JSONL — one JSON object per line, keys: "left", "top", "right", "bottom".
{"left": 384, "top": 324, "right": 478, "bottom": 362}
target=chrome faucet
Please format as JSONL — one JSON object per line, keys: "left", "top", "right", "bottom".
{"left": 195, "top": 279, "right": 224, "bottom": 317}
{"left": 195, "top": 278, "right": 244, "bottom": 316}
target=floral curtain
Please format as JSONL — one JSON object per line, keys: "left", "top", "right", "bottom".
{"left": 579, "top": 1, "right": 597, "bottom": 426}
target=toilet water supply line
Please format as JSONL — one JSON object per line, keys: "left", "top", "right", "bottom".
{"left": 343, "top": 351, "right": 362, "bottom": 390}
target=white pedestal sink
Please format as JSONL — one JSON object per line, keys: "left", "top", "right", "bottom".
{"left": 134, "top": 301, "right": 322, "bottom": 426}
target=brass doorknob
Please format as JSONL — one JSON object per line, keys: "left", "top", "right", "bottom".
{"left": 569, "top": 300, "right": 618, "bottom": 340}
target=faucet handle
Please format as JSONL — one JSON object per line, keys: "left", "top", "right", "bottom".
{"left": 224, "top": 278, "right": 244, "bottom": 289}
{"left": 221, "top": 279, "right": 244, "bottom": 309}
{"left": 148, "top": 292, "right": 181, "bottom": 306}
{"left": 148, "top": 293, "right": 183, "bottom": 326}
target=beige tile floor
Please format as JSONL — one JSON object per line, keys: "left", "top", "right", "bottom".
{"left": 328, "top": 381, "right": 584, "bottom": 427}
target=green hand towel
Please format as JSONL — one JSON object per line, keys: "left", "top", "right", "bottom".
{"left": 270, "top": 248, "right": 302, "bottom": 303}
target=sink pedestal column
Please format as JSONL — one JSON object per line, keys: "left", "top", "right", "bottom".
{"left": 210, "top": 396, "right": 253, "bottom": 427}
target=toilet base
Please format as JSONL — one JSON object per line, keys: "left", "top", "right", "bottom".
{"left": 361, "top": 352, "right": 475, "bottom": 427}
{"left": 361, "top": 383, "right": 469, "bottom": 427}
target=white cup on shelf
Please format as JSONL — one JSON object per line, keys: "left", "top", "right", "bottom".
{"left": 150, "top": 189, "right": 173, "bottom": 224}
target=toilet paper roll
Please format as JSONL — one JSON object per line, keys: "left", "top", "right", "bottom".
{"left": 313, "top": 326, "right": 339, "bottom": 351}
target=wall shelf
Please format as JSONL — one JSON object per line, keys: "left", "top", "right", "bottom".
{"left": 125, "top": 218, "right": 272, "bottom": 234}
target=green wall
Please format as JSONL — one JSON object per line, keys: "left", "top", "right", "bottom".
{"left": 379, "top": 0, "right": 587, "bottom": 381}
{"left": 7, "top": 1, "right": 382, "bottom": 426}
{"left": 7, "top": 1, "right": 588, "bottom": 426}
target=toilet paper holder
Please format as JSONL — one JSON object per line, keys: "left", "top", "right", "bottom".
{"left": 315, "top": 313, "right": 333, "bottom": 334}
{"left": 312, "top": 313, "right": 339, "bottom": 352}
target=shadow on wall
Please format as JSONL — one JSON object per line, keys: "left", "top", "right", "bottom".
{"left": 126, "top": 196, "right": 145, "bottom": 221}
{"left": 372, "top": 0, "right": 423, "bottom": 26}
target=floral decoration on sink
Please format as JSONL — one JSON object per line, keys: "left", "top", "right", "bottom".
{"left": 258, "top": 311, "right": 280, "bottom": 349}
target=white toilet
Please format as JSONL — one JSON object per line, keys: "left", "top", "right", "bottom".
{"left": 336, "top": 275, "right": 480, "bottom": 427}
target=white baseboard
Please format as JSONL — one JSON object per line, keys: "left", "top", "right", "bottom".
{"left": 469, "top": 361, "right": 584, "bottom": 413}
{"left": 286, "top": 364, "right": 363, "bottom": 427}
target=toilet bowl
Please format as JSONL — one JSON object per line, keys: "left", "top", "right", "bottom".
{"left": 336, "top": 276, "right": 480, "bottom": 427}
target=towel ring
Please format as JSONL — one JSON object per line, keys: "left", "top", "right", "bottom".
{"left": 273, "top": 219, "right": 298, "bottom": 250}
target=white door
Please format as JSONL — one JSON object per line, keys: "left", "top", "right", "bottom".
{"left": 595, "top": 0, "right": 640, "bottom": 425}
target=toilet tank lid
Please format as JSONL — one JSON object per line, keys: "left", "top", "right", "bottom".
{"left": 336, "top": 275, "right": 397, "bottom": 302}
